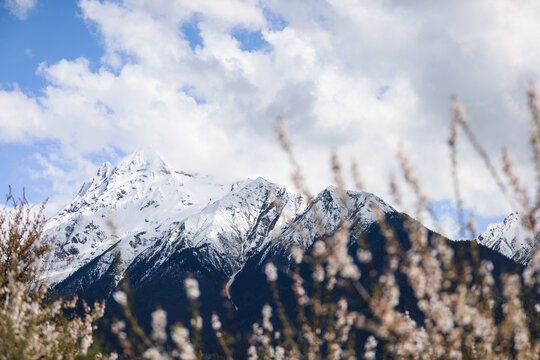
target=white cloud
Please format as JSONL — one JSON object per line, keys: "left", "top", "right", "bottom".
{"left": 0, "top": 87, "right": 43, "bottom": 142}
{"left": 4, "top": 0, "right": 37, "bottom": 20}
{"left": 1, "top": 0, "right": 539, "bottom": 218}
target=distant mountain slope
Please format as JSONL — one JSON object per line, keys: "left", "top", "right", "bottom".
{"left": 477, "top": 212, "right": 538, "bottom": 265}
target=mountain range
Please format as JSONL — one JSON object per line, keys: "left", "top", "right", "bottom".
{"left": 44, "top": 151, "right": 398, "bottom": 289}
{"left": 42, "top": 151, "right": 531, "bottom": 350}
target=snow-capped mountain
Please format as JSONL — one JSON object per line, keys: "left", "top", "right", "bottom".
{"left": 43, "top": 151, "right": 230, "bottom": 284}
{"left": 131, "top": 176, "right": 307, "bottom": 281}
{"left": 477, "top": 212, "right": 538, "bottom": 265}
{"left": 43, "top": 151, "right": 394, "bottom": 289}
{"left": 44, "top": 151, "right": 523, "bottom": 348}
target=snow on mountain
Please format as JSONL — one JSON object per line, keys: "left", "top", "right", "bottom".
{"left": 273, "top": 186, "right": 395, "bottom": 249}
{"left": 43, "top": 151, "right": 397, "bottom": 289}
{"left": 43, "top": 151, "right": 228, "bottom": 284}
{"left": 477, "top": 212, "right": 538, "bottom": 265}
{"left": 137, "top": 176, "right": 306, "bottom": 279}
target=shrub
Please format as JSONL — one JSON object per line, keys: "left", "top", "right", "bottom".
{"left": 0, "top": 190, "right": 105, "bottom": 360}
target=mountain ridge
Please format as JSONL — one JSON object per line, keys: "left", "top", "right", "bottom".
{"left": 43, "top": 151, "right": 397, "bottom": 290}
{"left": 477, "top": 212, "right": 538, "bottom": 265}
{"left": 44, "top": 151, "right": 534, "bottom": 289}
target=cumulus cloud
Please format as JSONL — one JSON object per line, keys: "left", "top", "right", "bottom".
{"left": 1, "top": 0, "right": 539, "bottom": 218}
{"left": 4, "top": 0, "right": 37, "bottom": 20}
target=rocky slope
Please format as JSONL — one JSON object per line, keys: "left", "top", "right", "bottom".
{"left": 477, "top": 212, "right": 538, "bottom": 265}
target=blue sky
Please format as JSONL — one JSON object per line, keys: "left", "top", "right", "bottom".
{"left": 0, "top": 0, "right": 101, "bottom": 202}
{"left": 0, "top": 0, "right": 101, "bottom": 93}
{"left": 1, "top": 0, "right": 532, "bottom": 236}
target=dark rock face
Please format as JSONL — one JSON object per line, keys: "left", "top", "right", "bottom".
{"left": 54, "top": 244, "right": 120, "bottom": 302}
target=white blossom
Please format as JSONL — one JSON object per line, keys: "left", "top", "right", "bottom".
{"left": 112, "top": 291, "right": 127, "bottom": 307}
{"left": 151, "top": 309, "right": 167, "bottom": 344}
{"left": 265, "top": 262, "right": 278, "bottom": 282}
{"left": 211, "top": 313, "right": 222, "bottom": 331}
{"left": 184, "top": 278, "right": 200, "bottom": 300}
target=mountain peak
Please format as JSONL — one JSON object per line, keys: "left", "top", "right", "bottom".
{"left": 116, "top": 150, "right": 171, "bottom": 175}
{"left": 96, "top": 161, "right": 113, "bottom": 178}
{"left": 478, "top": 212, "right": 537, "bottom": 264}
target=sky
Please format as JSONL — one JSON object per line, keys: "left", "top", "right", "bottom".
{"left": 1, "top": 0, "right": 539, "bottom": 238}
